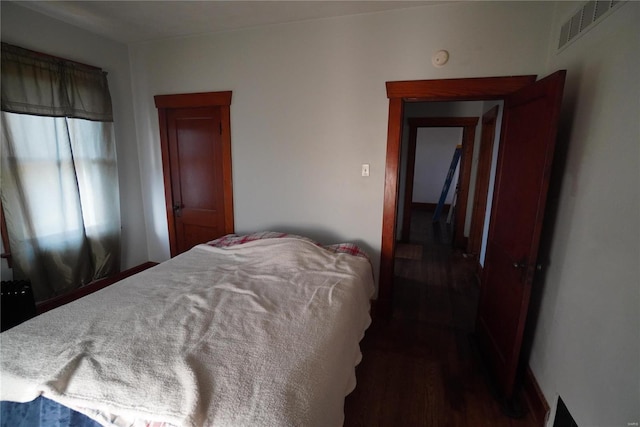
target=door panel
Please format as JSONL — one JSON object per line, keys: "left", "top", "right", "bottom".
{"left": 478, "top": 242, "right": 526, "bottom": 365}
{"left": 175, "top": 117, "right": 220, "bottom": 209}
{"left": 475, "top": 70, "right": 565, "bottom": 397}
{"left": 167, "top": 107, "right": 226, "bottom": 255}
{"left": 181, "top": 223, "right": 222, "bottom": 252}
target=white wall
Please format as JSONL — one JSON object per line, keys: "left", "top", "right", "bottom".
{"left": 128, "top": 1, "right": 555, "bottom": 285}
{"left": 1, "top": 2, "right": 149, "bottom": 271}
{"left": 531, "top": 2, "right": 640, "bottom": 425}
{"left": 412, "top": 127, "right": 462, "bottom": 205}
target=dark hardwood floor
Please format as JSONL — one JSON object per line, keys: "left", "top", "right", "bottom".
{"left": 343, "top": 209, "right": 537, "bottom": 427}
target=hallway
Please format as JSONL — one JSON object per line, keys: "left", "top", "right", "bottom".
{"left": 343, "top": 209, "right": 537, "bottom": 426}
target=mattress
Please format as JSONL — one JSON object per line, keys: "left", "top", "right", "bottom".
{"left": 0, "top": 233, "right": 375, "bottom": 427}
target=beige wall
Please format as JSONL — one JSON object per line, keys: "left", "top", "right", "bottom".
{"left": 128, "top": 2, "right": 555, "bottom": 285}
{"left": 533, "top": 2, "right": 639, "bottom": 425}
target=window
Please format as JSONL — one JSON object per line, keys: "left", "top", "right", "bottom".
{"left": 1, "top": 43, "right": 120, "bottom": 301}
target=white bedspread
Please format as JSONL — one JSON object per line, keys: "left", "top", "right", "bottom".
{"left": 0, "top": 238, "right": 374, "bottom": 426}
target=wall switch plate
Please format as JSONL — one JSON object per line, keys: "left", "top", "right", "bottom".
{"left": 361, "top": 164, "right": 370, "bottom": 177}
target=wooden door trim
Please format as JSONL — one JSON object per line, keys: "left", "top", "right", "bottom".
{"left": 154, "top": 91, "right": 232, "bottom": 109}
{"left": 379, "top": 75, "right": 536, "bottom": 317}
{"left": 156, "top": 107, "right": 177, "bottom": 256}
{"left": 400, "top": 122, "right": 419, "bottom": 242}
{"left": 380, "top": 97, "right": 404, "bottom": 311}
{"left": 386, "top": 76, "right": 537, "bottom": 100}
{"left": 401, "top": 117, "right": 478, "bottom": 247}
{"left": 154, "top": 91, "right": 234, "bottom": 257}
{"left": 467, "top": 105, "right": 500, "bottom": 259}
{"left": 523, "top": 366, "right": 550, "bottom": 425}
{"left": 219, "top": 104, "right": 234, "bottom": 234}
{"left": 454, "top": 122, "right": 477, "bottom": 249}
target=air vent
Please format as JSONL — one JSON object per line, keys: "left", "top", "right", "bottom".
{"left": 568, "top": 9, "right": 582, "bottom": 41}
{"left": 580, "top": 2, "right": 596, "bottom": 30}
{"left": 594, "top": 0, "right": 610, "bottom": 20}
{"left": 557, "top": 0, "right": 626, "bottom": 50}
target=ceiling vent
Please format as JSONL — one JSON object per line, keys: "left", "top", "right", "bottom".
{"left": 557, "top": 0, "right": 626, "bottom": 51}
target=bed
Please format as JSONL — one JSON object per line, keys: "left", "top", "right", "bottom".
{"left": 0, "top": 232, "right": 375, "bottom": 427}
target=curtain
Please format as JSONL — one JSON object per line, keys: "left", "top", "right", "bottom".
{"left": 0, "top": 43, "right": 120, "bottom": 301}
{"left": 1, "top": 43, "right": 113, "bottom": 121}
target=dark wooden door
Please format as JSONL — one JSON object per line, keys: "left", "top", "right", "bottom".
{"left": 475, "top": 71, "right": 565, "bottom": 398}
{"left": 167, "top": 107, "right": 225, "bottom": 254}
{"left": 155, "top": 91, "right": 234, "bottom": 257}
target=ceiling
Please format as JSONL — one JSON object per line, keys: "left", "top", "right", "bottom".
{"left": 16, "top": 1, "right": 442, "bottom": 44}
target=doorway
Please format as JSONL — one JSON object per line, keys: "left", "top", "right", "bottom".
{"left": 399, "top": 116, "right": 478, "bottom": 249}
{"left": 379, "top": 75, "right": 536, "bottom": 315}
{"left": 378, "top": 73, "right": 566, "bottom": 401}
{"left": 154, "top": 91, "right": 235, "bottom": 257}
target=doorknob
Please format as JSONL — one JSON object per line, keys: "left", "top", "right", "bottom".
{"left": 173, "top": 203, "right": 184, "bottom": 217}
{"left": 512, "top": 261, "right": 526, "bottom": 269}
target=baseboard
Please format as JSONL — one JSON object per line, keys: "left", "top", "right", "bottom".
{"left": 522, "top": 366, "right": 550, "bottom": 426}
{"left": 36, "top": 261, "right": 159, "bottom": 314}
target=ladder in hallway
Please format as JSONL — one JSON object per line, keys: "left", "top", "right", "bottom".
{"left": 433, "top": 144, "right": 462, "bottom": 222}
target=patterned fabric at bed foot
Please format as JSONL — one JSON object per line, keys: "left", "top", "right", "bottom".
{"left": 1, "top": 397, "right": 101, "bottom": 427}
{"left": 206, "top": 231, "right": 371, "bottom": 260}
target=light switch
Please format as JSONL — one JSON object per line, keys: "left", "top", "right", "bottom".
{"left": 361, "top": 164, "right": 370, "bottom": 177}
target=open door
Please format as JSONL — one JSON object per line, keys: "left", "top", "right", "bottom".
{"left": 475, "top": 70, "right": 566, "bottom": 398}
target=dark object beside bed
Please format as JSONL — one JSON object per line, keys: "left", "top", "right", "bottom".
{"left": 1, "top": 280, "right": 36, "bottom": 332}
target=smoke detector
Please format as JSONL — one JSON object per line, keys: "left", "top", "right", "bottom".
{"left": 432, "top": 50, "right": 449, "bottom": 67}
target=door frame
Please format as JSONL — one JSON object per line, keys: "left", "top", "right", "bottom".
{"left": 154, "top": 91, "right": 234, "bottom": 257}
{"left": 400, "top": 117, "right": 478, "bottom": 248}
{"left": 378, "top": 76, "right": 536, "bottom": 317}
{"left": 467, "top": 105, "right": 500, "bottom": 265}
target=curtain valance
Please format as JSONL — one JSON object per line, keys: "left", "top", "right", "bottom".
{"left": 1, "top": 43, "right": 113, "bottom": 122}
